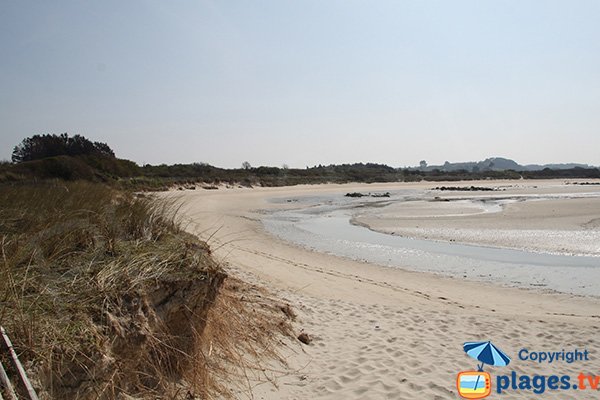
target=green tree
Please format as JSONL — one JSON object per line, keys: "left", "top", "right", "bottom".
{"left": 12, "top": 133, "right": 115, "bottom": 163}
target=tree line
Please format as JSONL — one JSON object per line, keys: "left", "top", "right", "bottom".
{"left": 3, "top": 133, "right": 600, "bottom": 188}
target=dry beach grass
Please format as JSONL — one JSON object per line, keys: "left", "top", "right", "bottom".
{"left": 0, "top": 182, "right": 294, "bottom": 399}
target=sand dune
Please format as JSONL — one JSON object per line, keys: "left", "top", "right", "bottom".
{"left": 163, "top": 180, "right": 600, "bottom": 399}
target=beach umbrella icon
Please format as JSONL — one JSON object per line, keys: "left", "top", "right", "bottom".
{"left": 463, "top": 341, "right": 511, "bottom": 371}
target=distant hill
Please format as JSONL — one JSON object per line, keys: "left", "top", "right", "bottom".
{"left": 417, "top": 157, "right": 593, "bottom": 172}
{"left": 523, "top": 162, "right": 593, "bottom": 171}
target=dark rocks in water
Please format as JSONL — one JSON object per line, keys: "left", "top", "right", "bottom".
{"left": 345, "top": 192, "right": 365, "bottom": 197}
{"left": 345, "top": 192, "right": 390, "bottom": 198}
{"left": 371, "top": 192, "right": 391, "bottom": 198}
{"left": 432, "top": 186, "right": 497, "bottom": 191}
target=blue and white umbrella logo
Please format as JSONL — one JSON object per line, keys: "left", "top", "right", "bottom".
{"left": 463, "top": 341, "right": 511, "bottom": 371}
{"left": 462, "top": 341, "right": 511, "bottom": 396}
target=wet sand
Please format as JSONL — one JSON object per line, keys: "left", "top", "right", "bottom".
{"left": 353, "top": 189, "right": 600, "bottom": 256}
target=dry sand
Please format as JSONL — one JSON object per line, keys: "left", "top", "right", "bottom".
{"left": 163, "top": 180, "right": 600, "bottom": 399}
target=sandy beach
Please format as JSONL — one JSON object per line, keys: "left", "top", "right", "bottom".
{"left": 166, "top": 180, "right": 600, "bottom": 399}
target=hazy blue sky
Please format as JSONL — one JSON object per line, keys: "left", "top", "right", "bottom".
{"left": 1, "top": 1, "right": 599, "bottom": 168}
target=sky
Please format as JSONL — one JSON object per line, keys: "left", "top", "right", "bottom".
{"left": 1, "top": 1, "right": 599, "bottom": 168}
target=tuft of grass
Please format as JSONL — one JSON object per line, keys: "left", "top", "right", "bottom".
{"left": 193, "top": 276, "right": 296, "bottom": 399}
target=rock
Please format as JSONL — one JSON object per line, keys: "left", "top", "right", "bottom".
{"left": 297, "top": 332, "right": 312, "bottom": 345}
{"left": 279, "top": 303, "right": 296, "bottom": 320}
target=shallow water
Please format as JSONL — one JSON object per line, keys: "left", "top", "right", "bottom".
{"left": 262, "top": 193, "right": 600, "bottom": 297}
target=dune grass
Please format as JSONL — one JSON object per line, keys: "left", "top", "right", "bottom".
{"left": 0, "top": 181, "right": 296, "bottom": 399}
{"left": 0, "top": 181, "right": 225, "bottom": 398}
